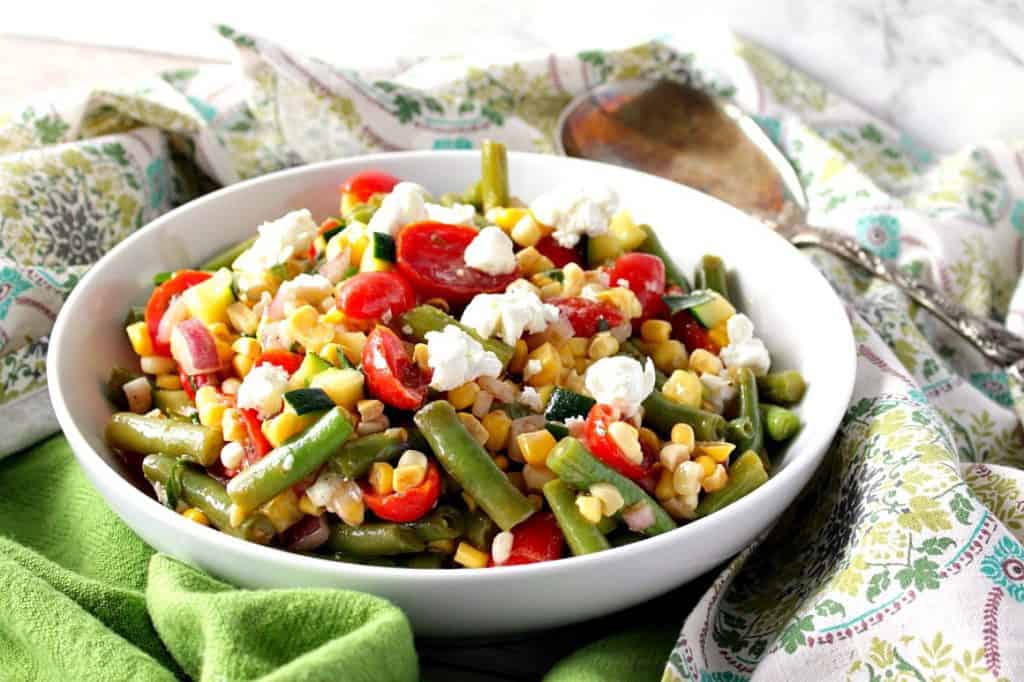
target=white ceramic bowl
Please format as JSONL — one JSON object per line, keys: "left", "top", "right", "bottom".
{"left": 48, "top": 151, "right": 855, "bottom": 637}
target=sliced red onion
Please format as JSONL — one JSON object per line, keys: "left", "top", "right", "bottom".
{"left": 157, "top": 296, "right": 188, "bottom": 344}
{"left": 170, "top": 318, "right": 221, "bottom": 374}
{"left": 283, "top": 515, "right": 329, "bottom": 552}
{"left": 478, "top": 376, "right": 517, "bottom": 404}
{"left": 123, "top": 376, "right": 153, "bottom": 413}
{"left": 622, "top": 502, "right": 655, "bottom": 532}
{"left": 318, "top": 250, "right": 351, "bottom": 284}
{"left": 266, "top": 288, "right": 288, "bottom": 321}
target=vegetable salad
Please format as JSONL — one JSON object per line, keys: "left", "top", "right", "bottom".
{"left": 106, "top": 141, "right": 806, "bottom": 568}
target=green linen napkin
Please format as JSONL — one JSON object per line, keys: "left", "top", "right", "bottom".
{"left": 4, "top": 23, "right": 1024, "bottom": 682}
{"left": 0, "top": 436, "right": 417, "bottom": 682}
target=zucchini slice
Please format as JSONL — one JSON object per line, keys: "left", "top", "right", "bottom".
{"left": 544, "top": 387, "right": 596, "bottom": 422}
{"left": 283, "top": 388, "right": 336, "bottom": 415}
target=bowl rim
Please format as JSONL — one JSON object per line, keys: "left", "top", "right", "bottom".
{"left": 48, "top": 149, "right": 856, "bottom": 584}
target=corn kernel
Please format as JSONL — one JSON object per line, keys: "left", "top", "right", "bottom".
{"left": 576, "top": 495, "right": 604, "bottom": 524}
{"left": 689, "top": 348, "right": 723, "bottom": 376}
{"left": 183, "top": 508, "right": 209, "bottom": 526}
{"left": 703, "top": 464, "right": 728, "bottom": 492}
{"left": 671, "top": 423, "right": 696, "bottom": 448}
{"left": 641, "top": 319, "right": 672, "bottom": 343}
{"left": 654, "top": 468, "right": 676, "bottom": 501}
{"left": 508, "top": 339, "right": 529, "bottom": 374}
{"left": 525, "top": 342, "right": 562, "bottom": 387}
{"left": 482, "top": 410, "right": 513, "bottom": 452}
{"left": 523, "top": 463, "right": 556, "bottom": 491}
{"left": 397, "top": 449, "right": 428, "bottom": 469}
{"left": 660, "top": 442, "right": 692, "bottom": 471}
{"left": 140, "top": 355, "right": 176, "bottom": 375}
{"left": 562, "top": 370, "right": 586, "bottom": 393}
{"left": 488, "top": 207, "right": 529, "bottom": 230}
{"left": 321, "top": 307, "right": 346, "bottom": 325}
{"left": 587, "top": 332, "right": 619, "bottom": 360}
{"left": 454, "top": 541, "right": 490, "bottom": 568}
{"left": 262, "top": 410, "right": 314, "bottom": 448}
{"left": 708, "top": 321, "right": 730, "bottom": 348}
{"left": 561, "top": 263, "right": 585, "bottom": 298}
{"left": 493, "top": 455, "right": 510, "bottom": 471}
{"left": 695, "top": 454, "right": 717, "bottom": 478}
{"left": 220, "top": 441, "right": 245, "bottom": 470}
{"left": 126, "top": 322, "right": 153, "bottom": 356}
{"left": 155, "top": 373, "right": 181, "bottom": 390}
{"left": 608, "top": 421, "right": 643, "bottom": 465}
{"left": 232, "top": 337, "right": 261, "bottom": 358}
{"left": 663, "top": 496, "right": 698, "bottom": 521}
{"left": 194, "top": 385, "right": 219, "bottom": 411}
{"left": 428, "top": 538, "right": 455, "bottom": 554}
{"left": 673, "top": 460, "right": 705, "bottom": 497}
{"left": 299, "top": 494, "right": 323, "bottom": 516}
{"left": 510, "top": 214, "right": 543, "bottom": 247}
{"left": 566, "top": 337, "right": 588, "bottom": 357}
{"left": 557, "top": 343, "right": 575, "bottom": 367}
{"left": 491, "top": 530, "right": 515, "bottom": 565}
{"left": 448, "top": 382, "right": 479, "bottom": 410}
{"left": 516, "top": 247, "right": 555, "bottom": 277}
{"left": 335, "top": 331, "right": 368, "bottom": 365}
{"left": 335, "top": 486, "right": 365, "bottom": 527}
{"left": 662, "top": 370, "right": 702, "bottom": 408}
{"left": 696, "top": 441, "right": 736, "bottom": 463}
{"left": 538, "top": 281, "right": 562, "bottom": 299}
{"left": 457, "top": 412, "right": 489, "bottom": 446}
{"left": 232, "top": 353, "right": 254, "bottom": 378}
{"left": 516, "top": 429, "right": 557, "bottom": 467}
{"left": 208, "top": 322, "right": 233, "bottom": 343}
{"left": 227, "top": 302, "right": 259, "bottom": 335}
{"left": 357, "top": 399, "right": 385, "bottom": 421}
{"left": 369, "top": 462, "right": 395, "bottom": 495}
{"left": 221, "top": 408, "right": 247, "bottom": 443}
{"left": 589, "top": 483, "right": 625, "bottom": 516}
{"left": 596, "top": 287, "right": 642, "bottom": 319}
{"left": 651, "top": 340, "right": 685, "bottom": 373}
{"left": 260, "top": 489, "right": 304, "bottom": 533}
{"left": 639, "top": 427, "right": 660, "bottom": 456}
{"left": 221, "top": 377, "right": 241, "bottom": 396}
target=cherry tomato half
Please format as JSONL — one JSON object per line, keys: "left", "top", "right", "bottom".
{"left": 341, "top": 170, "right": 400, "bottom": 203}
{"left": 145, "top": 270, "right": 212, "bottom": 356}
{"left": 361, "top": 460, "right": 442, "bottom": 523}
{"left": 534, "top": 235, "right": 583, "bottom": 268}
{"left": 492, "top": 512, "right": 564, "bottom": 566}
{"left": 240, "top": 408, "right": 273, "bottom": 465}
{"left": 609, "top": 252, "right": 667, "bottom": 320}
{"left": 362, "top": 327, "right": 429, "bottom": 410}
{"left": 549, "top": 297, "right": 625, "bottom": 337}
{"left": 337, "top": 271, "right": 416, "bottom": 322}
{"left": 256, "top": 350, "right": 305, "bottom": 375}
{"left": 396, "top": 222, "right": 518, "bottom": 304}
{"left": 583, "top": 403, "right": 649, "bottom": 480}
{"left": 672, "top": 310, "right": 720, "bottom": 354}
{"left": 179, "top": 368, "right": 219, "bottom": 401}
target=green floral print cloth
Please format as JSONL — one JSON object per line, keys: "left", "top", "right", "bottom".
{"left": 2, "top": 25, "right": 1024, "bottom": 681}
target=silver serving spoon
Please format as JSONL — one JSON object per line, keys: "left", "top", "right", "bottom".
{"left": 556, "top": 79, "right": 1024, "bottom": 368}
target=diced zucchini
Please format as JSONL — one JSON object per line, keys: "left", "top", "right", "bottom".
{"left": 283, "top": 387, "right": 336, "bottom": 415}
{"left": 310, "top": 367, "right": 365, "bottom": 409}
{"left": 182, "top": 268, "right": 235, "bottom": 325}
{"left": 689, "top": 291, "right": 736, "bottom": 329}
{"left": 153, "top": 271, "right": 173, "bottom": 285}
{"left": 289, "top": 352, "right": 332, "bottom": 390}
{"left": 360, "top": 232, "right": 396, "bottom": 272}
{"left": 662, "top": 290, "right": 717, "bottom": 315}
{"left": 322, "top": 220, "right": 346, "bottom": 242}
{"left": 544, "top": 387, "right": 596, "bottom": 422}
{"left": 319, "top": 343, "right": 353, "bottom": 369}
{"left": 545, "top": 421, "right": 570, "bottom": 440}
{"left": 123, "top": 306, "right": 145, "bottom": 327}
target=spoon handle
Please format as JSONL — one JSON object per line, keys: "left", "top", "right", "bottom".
{"left": 787, "top": 224, "right": 1024, "bottom": 366}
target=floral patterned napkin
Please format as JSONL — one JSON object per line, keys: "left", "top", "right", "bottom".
{"left": 3, "top": 25, "right": 1024, "bottom": 681}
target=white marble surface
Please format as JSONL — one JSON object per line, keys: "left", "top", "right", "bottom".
{"left": 4, "top": 0, "right": 1024, "bottom": 152}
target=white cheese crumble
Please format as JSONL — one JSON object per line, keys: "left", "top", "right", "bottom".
{"left": 425, "top": 324, "right": 503, "bottom": 391}
{"left": 460, "top": 288, "right": 559, "bottom": 345}
{"left": 518, "top": 386, "right": 544, "bottom": 412}
{"left": 719, "top": 314, "right": 771, "bottom": 377}
{"left": 463, "top": 226, "right": 516, "bottom": 276}
{"left": 426, "top": 202, "right": 476, "bottom": 225}
{"left": 367, "top": 182, "right": 429, "bottom": 235}
{"left": 584, "top": 356, "right": 656, "bottom": 418}
{"left": 232, "top": 209, "right": 319, "bottom": 290}
{"left": 236, "top": 364, "right": 291, "bottom": 418}
{"left": 701, "top": 372, "right": 736, "bottom": 412}
{"left": 529, "top": 184, "right": 618, "bottom": 248}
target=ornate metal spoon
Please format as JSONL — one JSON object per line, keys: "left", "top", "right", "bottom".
{"left": 556, "top": 79, "right": 1024, "bottom": 367}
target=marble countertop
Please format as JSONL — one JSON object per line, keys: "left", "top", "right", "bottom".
{"left": 4, "top": 0, "right": 1024, "bottom": 153}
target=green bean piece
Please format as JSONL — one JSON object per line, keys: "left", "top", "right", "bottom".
{"left": 547, "top": 438, "right": 676, "bottom": 536}
{"left": 123, "top": 306, "right": 145, "bottom": 326}
{"left": 415, "top": 401, "right": 535, "bottom": 531}
{"left": 464, "top": 509, "right": 498, "bottom": 550}
{"left": 227, "top": 407, "right": 354, "bottom": 512}
{"left": 618, "top": 341, "right": 668, "bottom": 388}
{"left": 760, "top": 404, "right": 801, "bottom": 442}
{"left": 696, "top": 450, "right": 768, "bottom": 517}
{"left": 400, "top": 305, "right": 514, "bottom": 366}
{"left": 756, "top": 370, "right": 807, "bottom": 405}
{"left": 461, "top": 179, "right": 483, "bottom": 209}
{"left": 642, "top": 392, "right": 726, "bottom": 442}
{"left": 734, "top": 368, "right": 764, "bottom": 457}
{"left": 200, "top": 236, "right": 257, "bottom": 271}
{"left": 325, "top": 522, "right": 425, "bottom": 556}
{"left": 142, "top": 454, "right": 276, "bottom": 544}
{"left": 106, "top": 412, "right": 222, "bottom": 466}
{"left": 404, "top": 505, "right": 464, "bottom": 542}
{"left": 543, "top": 479, "right": 611, "bottom": 556}
{"left": 725, "top": 416, "right": 754, "bottom": 445}
{"left": 608, "top": 529, "right": 644, "bottom": 547}
{"left": 106, "top": 367, "right": 143, "bottom": 411}
{"left": 328, "top": 427, "right": 409, "bottom": 479}
{"left": 322, "top": 553, "right": 400, "bottom": 567}
{"left": 153, "top": 389, "right": 194, "bottom": 419}
{"left": 636, "top": 224, "right": 691, "bottom": 291}
{"left": 596, "top": 515, "right": 618, "bottom": 535}
{"left": 695, "top": 254, "right": 729, "bottom": 299}
{"left": 438, "top": 192, "right": 461, "bottom": 207}
{"left": 406, "top": 553, "right": 446, "bottom": 569}
{"left": 480, "top": 140, "right": 509, "bottom": 211}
